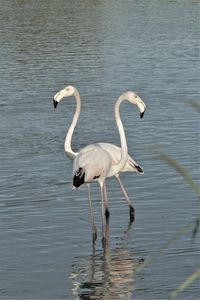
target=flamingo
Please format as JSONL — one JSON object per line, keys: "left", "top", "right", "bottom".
{"left": 53, "top": 87, "right": 146, "bottom": 239}
{"left": 53, "top": 86, "right": 144, "bottom": 218}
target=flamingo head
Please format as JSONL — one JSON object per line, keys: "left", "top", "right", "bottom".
{"left": 53, "top": 85, "right": 76, "bottom": 108}
{"left": 121, "top": 91, "right": 146, "bottom": 118}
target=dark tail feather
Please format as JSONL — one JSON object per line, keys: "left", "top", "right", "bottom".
{"left": 73, "top": 168, "right": 85, "bottom": 188}
{"left": 135, "top": 164, "right": 144, "bottom": 173}
{"left": 129, "top": 160, "right": 144, "bottom": 173}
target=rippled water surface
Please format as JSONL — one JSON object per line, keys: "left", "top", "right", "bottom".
{"left": 0, "top": 0, "right": 199, "bottom": 299}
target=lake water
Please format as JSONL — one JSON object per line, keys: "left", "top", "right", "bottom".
{"left": 0, "top": 0, "right": 199, "bottom": 299}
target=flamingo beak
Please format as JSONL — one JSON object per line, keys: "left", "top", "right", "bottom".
{"left": 140, "top": 111, "right": 145, "bottom": 118}
{"left": 53, "top": 99, "right": 58, "bottom": 108}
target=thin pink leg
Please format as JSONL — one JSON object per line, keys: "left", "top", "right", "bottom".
{"left": 115, "top": 174, "right": 135, "bottom": 222}
{"left": 99, "top": 181, "right": 106, "bottom": 241}
{"left": 103, "top": 181, "right": 110, "bottom": 220}
{"left": 87, "top": 184, "right": 97, "bottom": 240}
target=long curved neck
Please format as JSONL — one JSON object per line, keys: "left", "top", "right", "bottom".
{"left": 64, "top": 89, "right": 81, "bottom": 159}
{"left": 109, "top": 95, "right": 128, "bottom": 176}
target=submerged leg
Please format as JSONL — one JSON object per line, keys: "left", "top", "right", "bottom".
{"left": 87, "top": 184, "right": 97, "bottom": 241}
{"left": 115, "top": 174, "right": 135, "bottom": 222}
{"left": 103, "top": 181, "right": 110, "bottom": 220}
{"left": 102, "top": 218, "right": 110, "bottom": 252}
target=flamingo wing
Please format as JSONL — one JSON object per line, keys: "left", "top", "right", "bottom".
{"left": 73, "top": 144, "right": 112, "bottom": 186}
{"left": 98, "top": 142, "right": 143, "bottom": 173}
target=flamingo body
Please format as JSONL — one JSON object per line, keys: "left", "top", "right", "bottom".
{"left": 66, "top": 142, "right": 143, "bottom": 174}
{"left": 97, "top": 142, "right": 143, "bottom": 174}
{"left": 73, "top": 144, "right": 112, "bottom": 187}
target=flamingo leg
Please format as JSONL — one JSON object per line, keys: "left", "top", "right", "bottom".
{"left": 103, "top": 181, "right": 110, "bottom": 220}
{"left": 87, "top": 184, "right": 97, "bottom": 240}
{"left": 102, "top": 218, "right": 110, "bottom": 252}
{"left": 99, "top": 181, "right": 106, "bottom": 242}
{"left": 114, "top": 174, "right": 135, "bottom": 222}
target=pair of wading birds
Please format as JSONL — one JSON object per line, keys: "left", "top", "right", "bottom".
{"left": 53, "top": 85, "right": 146, "bottom": 241}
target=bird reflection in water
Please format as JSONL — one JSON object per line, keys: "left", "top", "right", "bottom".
{"left": 69, "top": 221, "right": 140, "bottom": 299}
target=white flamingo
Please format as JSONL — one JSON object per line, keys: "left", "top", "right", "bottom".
{"left": 53, "top": 86, "right": 146, "bottom": 239}
{"left": 53, "top": 86, "right": 144, "bottom": 217}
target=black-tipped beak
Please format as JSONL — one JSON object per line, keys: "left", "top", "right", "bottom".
{"left": 53, "top": 99, "right": 58, "bottom": 108}
{"left": 140, "top": 111, "right": 145, "bottom": 118}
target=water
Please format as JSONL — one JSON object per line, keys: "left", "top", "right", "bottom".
{"left": 0, "top": 0, "right": 199, "bottom": 299}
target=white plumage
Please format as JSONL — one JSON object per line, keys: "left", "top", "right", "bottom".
{"left": 73, "top": 144, "right": 112, "bottom": 183}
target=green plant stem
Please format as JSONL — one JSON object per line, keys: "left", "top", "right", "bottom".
{"left": 169, "top": 268, "right": 200, "bottom": 299}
